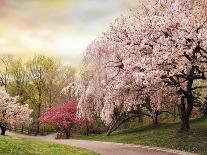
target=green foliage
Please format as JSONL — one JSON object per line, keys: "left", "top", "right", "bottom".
{"left": 0, "top": 135, "right": 98, "bottom": 155}
{"left": 74, "top": 119, "right": 207, "bottom": 155}
{"left": 2, "top": 54, "right": 76, "bottom": 133}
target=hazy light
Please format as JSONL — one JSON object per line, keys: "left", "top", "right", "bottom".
{"left": 0, "top": 0, "right": 137, "bottom": 66}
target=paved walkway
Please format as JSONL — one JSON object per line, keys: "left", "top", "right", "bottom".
{"left": 7, "top": 131, "right": 195, "bottom": 155}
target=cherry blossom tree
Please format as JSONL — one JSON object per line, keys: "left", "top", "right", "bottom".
{"left": 0, "top": 88, "right": 32, "bottom": 135}
{"left": 75, "top": 0, "right": 207, "bottom": 133}
{"left": 121, "top": 0, "right": 207, "bottom": 130}
{"left": 79, "top": 38, "right": 178, "bottom": 135}
{"left": 105, "top": 0, "right": 207, "bottom": 130}
{"left": 38, "top": 100, "right": 81, "bottom": 138}
{"left": 61, "top": 73, "right": 99, "bottom": 136}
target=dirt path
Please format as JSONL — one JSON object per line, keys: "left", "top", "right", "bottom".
{"left": 7, "top": 131, "right": 195, "bottom": 155}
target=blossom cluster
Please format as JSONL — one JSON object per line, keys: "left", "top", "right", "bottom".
{"left": 0, "top": 88, "right": 32, "bottom": 127}
{"left": 38, "top": 100, "right": 81, "bottom": 130}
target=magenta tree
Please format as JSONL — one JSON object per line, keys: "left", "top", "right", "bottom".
{"left": 38, "top": 100, "right": 81, "bottom": 138}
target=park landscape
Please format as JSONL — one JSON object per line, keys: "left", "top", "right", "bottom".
{"left": 0, "top": 0, "right": 207, "bottom": 155}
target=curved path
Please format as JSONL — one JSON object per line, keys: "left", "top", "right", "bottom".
{"left": 7, "top": 131, "right": 195, "bottom": 155}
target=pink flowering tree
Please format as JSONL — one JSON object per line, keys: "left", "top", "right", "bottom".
{"left": 104, "top": 0, "right": 207, "bottom": 130}
{"left": 0, "top": 88, "right": 32, "bottom": 135}
{"left": 113, "top": 0, "right": 207, "bottom": 130}
{"left": 62, "top": 74, "right": 101, "bottom": 135}
{"left": 74, "top": 0, "right": 207, "bottom": 134}
{"left": 38, "top": 100, "right": 81, "bottom": 138}
{"left": 79, "top": 38, "right": 178, "bottom": 136}
{"left": 61, "top": 40, "right": 170, "bottom": 136}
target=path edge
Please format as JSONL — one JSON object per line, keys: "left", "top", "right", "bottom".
{"left": 7, "top": 131, "right": 197, "bottom": 155}
{"left": 82, "top": 140, "right": 197, "bottom": 155}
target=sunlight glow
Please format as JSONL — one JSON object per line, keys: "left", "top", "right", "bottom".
{"left": 0, "top": 0, "right": 136, "bottom": 66}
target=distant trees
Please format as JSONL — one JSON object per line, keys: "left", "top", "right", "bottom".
{"left": 26, "top": 55, "right": 50, "bottom": 135}
{"left": 25, "top": 55, "right": 76, "bottom": 135}
{"left": 8, "top": 58, "right": 26, "bottom": 99}
{"left": 0, "top": 55, "right": 13, "bottom": 90}
{"left": 44, "top": 60, "right": 75, "bottom": 107}
{"left": 38, "top": 100, "right": 81, "bottom": 138}
{"left": 0, "top": 54, "right": 76, "bottom": 135}
{"left": 0, "top": 88, "right": 32, "bottom": 135}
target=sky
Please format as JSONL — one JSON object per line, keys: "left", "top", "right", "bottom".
{"left": 0, "top": 0, "right": 137, "bottom": 67}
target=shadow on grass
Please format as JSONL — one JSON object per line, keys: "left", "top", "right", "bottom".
{"left": 74, "top": 118, "right": 207, "bottom": 154}
{"left": 113, "top": 118, "right": 206, "bottom": 136}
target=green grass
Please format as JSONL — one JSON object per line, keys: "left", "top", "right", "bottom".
{"left": 0, "top": 135, "right": 99, "bottom": 155}
{"left": 74, "top": 118, "right": 207, "bottom": 155}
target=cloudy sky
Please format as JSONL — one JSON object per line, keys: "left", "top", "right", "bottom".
{"left": 0, "top": 0, "right": 137, "bottom": 66}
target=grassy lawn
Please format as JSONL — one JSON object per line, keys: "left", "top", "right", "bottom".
{"left": 74, "top": 118, "right": 207, "bottom": 155}
{"left": 0, "top": 135, "right": 99, "bottom": 155}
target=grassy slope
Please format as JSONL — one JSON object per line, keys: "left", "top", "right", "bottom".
{"left": 0, "top": 136, "right": 99, "bottom": 155}
{"left": 74, "top": 119, "right": 207, "bottom": 155}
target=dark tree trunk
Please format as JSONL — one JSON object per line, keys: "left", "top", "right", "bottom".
{"left": 152, "top": 110, "right": 159, "bottom": 125}
{"left": 106, "top": 114, "right": 141, "bottom": 136}
{"left": 64, "top": 128, "right": 71, "bottom": 139}
{"left": 180, "top": 115, "right": 190, "bottom": 130}
{"left": 106, "top": 119, "right": 119, "bottom": 136}
{"left": 65, "top": 132, "right": 70, "bottom": 139}
{"left": 178, "top": 71, "right": 194, "bottom": 131}
{"left": 173, "top": 105, "right": 177, "bottom": 121}
{"left": 179, "top": 96, "right": 193, "bottom": 131}
{"left": 35, "top": 122, "right": 40, "bottom": 136}
{"left": 85, "top": 120, "right": 89, "bottom": 136}
{"left": 0, "top": 123, "right": 7, "bottom": 135}
{"left": 21, "top": 125, "right": 24, "bottom": 134}
{"left": 106, "top": 126, "right": 114, "bottom": 136}
{"left": 1, "top": 127, "right": 6, "bottom": 135}
{"left": 106, "top": 115, "right": 127, "bottom": 136}
{"left": 106, "top": 121, "right": 122, "bottom": 136}
{"left": 152, "top": 115, "right": 158, "bottom": 125}
{"left": 35, "top": 103, "right": 41, "bottom": 136}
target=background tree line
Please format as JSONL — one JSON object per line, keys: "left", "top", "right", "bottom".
{"left": 0, "top": 54, "right": 75, "bottom": 135}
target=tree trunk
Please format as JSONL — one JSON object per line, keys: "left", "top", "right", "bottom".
{"left": 173, "top": 105, "right": 177, "bottom": 121}
{"left": 85, "top": 120, "right": 89, "bottom": 136}
{"left": 0, "top": 123, "right": 7, "bottom": 135}
{"left": 106, "top": 117, "right": 120, "bottom": 136}
{"left": 106, "top": 115, "right": 141, "bottom": 136}
{"left": 106, "top": 126, "right": 114, "bottom": 136}
{"left": 152, "top": 115, "right": 158, "bottom": 125}
{"left": 21, "top": 125, "right": 24, "bottom": 134}
{"left": 64, "top": 128, "right": 71, "bottom": 139}
{"left": 180, "top": 115, "right": 190, "bottom": 130}
{"left": 65, "top": 132, "right": 70, "bottom": 139}
{"left": 179, "top": 96, "right": 192, "bottom": 131}
{"left": 35, "top": 103, "right": 41, "bottom": 136}
{"left": 35, "top": 122, "right": 40, "bottom": 136}
{"left": 152, "top": 110, "right": 159, "bottom": 125}
{"left": 1, "top": 127, "right": 6, "bottom": 135}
